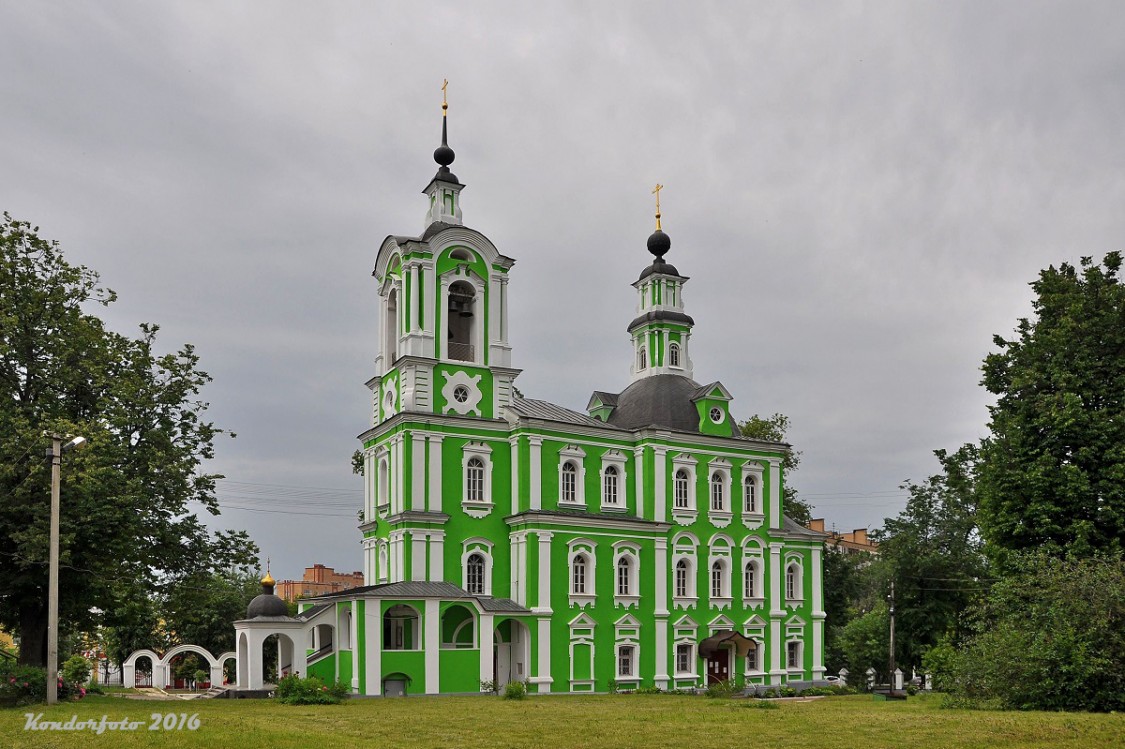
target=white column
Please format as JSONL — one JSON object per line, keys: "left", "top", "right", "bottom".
{"left": 351, "top": 618, "right": 359, "bottom": 691}
{"left": 536, "top": 618, "right": 552, "bottom": 693}
{"left": 480, "top": 613, "right": 495, "bottom": 686}
{"left": 811, "top": 546, "right": 825, "bottom": 679}
{"left": 633, "top": 447, "right": 645, "bottom": 518}
{"left": 423, "top": 265, "right": 436, "bottom": 337}
{"left": 428, "top": 531, "right": 445, "bottom": 583}
{"left": 769, "top": 459, "right": 781, "bottom": 530}
{"left": 424, "top": 599, "right": 440, "bottom": 694}
{"left": 365, "top": 601, "right": 381, "bottom": 695}
{"left": 438, "top": 279, "right": 450, "bottom": 360}
{"left": 769, "top": 542, "right": 784, "bottom": 685}
{"left": 654, "top": 538, "right": 669, "bottom": 616}
{"left": 510, "top": 436, "right": 521, "bottom": 515}
{"left": 411, "top": 532, "right": 427, "bottom": 581}
{"left": 529, "top": 436, "right": 542, "bottom": 510}
{"left": 653, "top": 446, "right": 667, "bottom": 522}
{"left": 410, "top": 264, "right": 420, "bottom": 332}
{"left": 393, "top": 435, "right": 405, "bottom": 515}
{"left": 535, "top": 531, "right": 553, "bottom": 613}
{"left": 514, "top": 533, "right": 527, "bottom": 605}
{"left": 428, "top": 435, "right": 443, "bottom": 513}
{"left": 500, "top": 276, "right": 510, "bottom": 345}
{"left": 654, "top": 618, "right": 669, "bottom": 689}
{"left": 412, "top": 433, "right": 426, "bottom": 511}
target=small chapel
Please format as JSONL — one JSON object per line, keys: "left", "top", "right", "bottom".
{"left": 234, "top": 87, "right": 827, "bottom": 696}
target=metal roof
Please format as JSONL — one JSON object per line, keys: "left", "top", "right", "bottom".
{"left": 508, "top": 398, "right": 611, "bottom": 428}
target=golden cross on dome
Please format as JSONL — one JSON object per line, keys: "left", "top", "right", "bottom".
{"left": 652, "top": 183, "right": 664, "bottom": 230}
{"left": 442, "top": 79, "right": 449, "bottom": 115}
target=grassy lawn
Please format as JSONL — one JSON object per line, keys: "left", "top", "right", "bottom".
{"left": 2, "top": 693, "right": 1122, "bottom": 749}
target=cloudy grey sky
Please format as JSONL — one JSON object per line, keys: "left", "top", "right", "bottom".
{"left": 3, "top": 2, "right": 1123, "bottom": 581}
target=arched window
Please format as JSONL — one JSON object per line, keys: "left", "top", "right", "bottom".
{"left": 638, "top": 346, "right": 647, "bottom": 370}
{"left": 786, "top": 563, "right": 801, "bottom": 600}
{"left": 744, "top": 475, "right": 757, "bottom": 513}
{"left": 669, "top": 342, "right": 680, "bottom": 368}
{"left": 711, "top": 561, "right": 725, "bottom": 598}
{"left": 572, "top": 554, "right": 588, "bottom": 595}
{"left": 466, "top": 553, "right": 485, "bottom": 595}
{"left": 710, "top": 472, "right": 725, "bottom": 511}
{"left": 617, "top": 556, "right": 633, "bottom": 596}
{"left": 377, "top": 544, "right": 389, "bottom": 581}
{"left": 385, "top": 286, "right": 398, "bottom": 364}
{"left": 447, "top": 280, "right": 477, "bottom": 363}
{"left": 603, "top": 465, "right": 619, "bottom": 505}
{"left": 377, "top": 457, "right": 390, "bottom": 508}
{"left": 466, "top": 457, "right": 485, "bottom": 502}
{"left": 675, "top": 558, "right": 690, "bottom": 598}
{"left": 674, "top": 469, "right": 690, "bottom": 509}
{"left": 744, "top": 561, "right": 757, "bottom": 598}
{"left": 561, "top": 461, "right": 577, "bottom": 503}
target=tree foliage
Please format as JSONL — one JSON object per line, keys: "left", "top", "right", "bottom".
{"left": 0, "top": 214, "right": 258, "bottom": 666}
{"left": 738, "top": 413, "right": 813, "bottom": 525}
{"left": 978, "top": 252, "right": 1125, "bottom": 563}
{"left": 946, "top": 552, "right": 1125, "bottom": 711}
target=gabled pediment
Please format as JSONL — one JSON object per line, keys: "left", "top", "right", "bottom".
{"left": 709, "top": 614, "right": 735, "bottom": 629}
{"left": 568, "top": 613, "right": 597, "bottom": 628}
{"left": 614, "top": 613, "right": 641, "bottom": 628}
{"left": 674, "top": 615, "right": 698, "bottom": 629}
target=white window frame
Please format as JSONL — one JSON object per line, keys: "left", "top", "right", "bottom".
{"left": 707, "top": 535, "right": 733, "bottom": 609}
{"left": 567, "top": 538, "right": 598, "bottom": 608}
{"left": 741, "top": 463, "right": 765, "bottom": 520}
{"left": 558, "top": 445, "right": 587, "bottom": 507}
{"left": 461, "top": 442, "right": 494, "bottom": 515}
{"left": 568, "top": 613, "right": 597, "bottom": 692}
{"left": 742, "top": 558, "right": 764, "bottom": 602}
{"left": 461, "top": 538, "right": 494, "bottom": 596}
{"left": 600, "top": 450, "right": 628, "bottom": 511}
{"left": 671, "top": 454, "right": 698, "bottom": 521}
{"left": 786, "top": 640, "right": 803, "bottom": 672}
{"left": 785, "top": 557, "right": 804, "bottom": 604}
{"left": 377, "top": 541, "right": 389, "bottom": 582}
{"left": 612, "top": 542, "right": 641, "bottom": 608}
{"left": 616, "top": 644, "right": 638, "bottom": 680}
{"left": 707, "top": 459, "right": 732, "bottom": 527}
{"left": 375, "top": 448, "right": 390, "bottom": 514}
{"left": 668, "top": 341, "right": 681, "bottom": 368}
{"left": 671, "top": 533, "right": 698, "bottom": 609}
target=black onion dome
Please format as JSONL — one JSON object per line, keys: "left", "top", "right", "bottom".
{"left": 247, "top": 592, "right": 289, "bottom": 618}
{"left": 638, "top": 259, "right": 682, "bottom": 281}
{"left": 606, "top": 374, "right": 736, "bottom": 436}
{"left": 434, "top": 144, "right": 455, "bottom": 167}
{"left": 647, "top": 229, "right": 671, "bottom": 259}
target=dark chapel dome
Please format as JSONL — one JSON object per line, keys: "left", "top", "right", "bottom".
{"left": 246, "top": 570, "right": 290, "bottom": 619}
{"left": 606, "top": 374, "right": 737, "bottom": 436}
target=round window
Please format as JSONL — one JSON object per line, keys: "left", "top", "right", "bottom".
{"left": 453, "top": 385, "right": 471, "bottom": 403}
{"left": 709, "top": 407, "right": 724, "bottom": 424}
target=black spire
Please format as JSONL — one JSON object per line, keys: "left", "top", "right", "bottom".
{"left": 432, "top": 81, "right": 459, "bottom": 185}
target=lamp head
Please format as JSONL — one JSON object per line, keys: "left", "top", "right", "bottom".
{"left": 63, "top": 436, "right": 87, "bottom": 453}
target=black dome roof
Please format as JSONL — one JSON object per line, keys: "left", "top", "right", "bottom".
{"left": 246, "top": 592, "right": 289, "bottom": 619}
{"left": 606, "top": 374, "right": 736, "bottom": 435}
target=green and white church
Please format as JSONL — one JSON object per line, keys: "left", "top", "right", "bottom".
{"left": 237, "top": 94, "right": 827, "bottom": 696}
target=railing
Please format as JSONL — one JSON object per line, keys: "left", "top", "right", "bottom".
{"left": 448, "top": 342, "right": 475, "bottom": 362}
{"left": 307, "top": 643, "right": 334, "bottom": 663}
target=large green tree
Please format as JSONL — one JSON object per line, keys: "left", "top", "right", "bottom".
{"left": 873, "top": 444, "right": 989, "bottom": 673}
{"left": 0, "top": 214, "right": 258, "bottom": 667}
{"left": 738, "top": 413, "right": 813, "bottom": 525}
{"left": 978, "top": 252, "right": 1125, "bottom": 563}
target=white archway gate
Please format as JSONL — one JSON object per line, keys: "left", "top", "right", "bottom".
{"left": 122, "top": 645, "right": 236, "bottom": 689}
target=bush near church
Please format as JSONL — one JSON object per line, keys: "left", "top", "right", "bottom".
{"left": 0, "top": 659, "right": 88, "bottom": 705}
{"left": 275, "top": 674, "right": 350, "bottom": 705}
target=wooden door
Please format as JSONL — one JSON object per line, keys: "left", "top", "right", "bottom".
{"left": 706, "top": 650, "right": 730, "bottom": 684}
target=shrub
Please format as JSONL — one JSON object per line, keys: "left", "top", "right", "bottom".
{"left": 779, "top": 686, "right": 798, "bottom": 698}
{"left": 275, "top": 674, "right": 350, "bottom": 705}
{"left": 502, "top": 681, "right": 527, "bottom": 700}
{"left": 479, "top": 679, "right": 497, "bottom": 694}
{"left": 62, "top": 656, "right": 91, "bottom": 687}
{"left": 704, "top": 679, "right": 736, "bottom": 699}
{"left": 606, "top": 679, "right": 619, "bottom": 694}
{"left": 0, "top": 661, "right": 86, "bottom": 705}
{"left": 634, "top": 686, "right": 663, "bottom": 695}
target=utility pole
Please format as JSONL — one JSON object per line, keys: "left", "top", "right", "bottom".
{"left": 45, "top": 432, "right": 86, "bottom": 705}
{"left": 887, "top": 580, "right": 896, "bottom": 692}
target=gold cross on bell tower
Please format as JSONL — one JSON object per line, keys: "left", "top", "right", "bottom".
{"left": 442, "top": 79, "right": 449, "bottom": 116}
{"left": 652, "top": 183, "right": 664, "bottom": 231}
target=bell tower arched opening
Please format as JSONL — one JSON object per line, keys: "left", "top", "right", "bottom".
{"left": 447, "top": 280, "right": 477, "bottom": 362}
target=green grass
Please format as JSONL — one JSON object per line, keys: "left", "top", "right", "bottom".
{"left": 2, "top": 693, "right": 1122, "bottom": 748}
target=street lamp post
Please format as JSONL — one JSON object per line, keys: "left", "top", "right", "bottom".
{"left": 45, "top": 433, "right": 86, "bottom": 705}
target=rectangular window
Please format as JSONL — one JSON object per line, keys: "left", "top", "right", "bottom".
{"left": 676, "top": 644, "right": 692, "bottom": 674}
{"left": 747, "top": 642, "right": 761, "bottom": 671}
{"left": 617, "top": 560, "right": 632, "bottom": 596}
{"left": 787, "top": 641, "right": 801, "bottom": 669}
{"left": 711, "top": 475, "right": 725, "bottom": 511}
{"left": 674, "top": 471, "right": 690, "bottom": 509}
{"left": 618, "top": 646, "right": 634, "bottom": 677}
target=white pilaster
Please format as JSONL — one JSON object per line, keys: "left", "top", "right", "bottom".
{"left": 633, "top": 447, "right": 645, "bottom": 518}
{"left": 365, "top": 601, "right": 381, "bottom": 695}
{"left": 410, "top": 264, "right": 420, "bottom": 332}
{"left": 769, "top": 542, "right": 784, "bottom": 684}
{"left": 423, "top": 265, "right": 436, "bottom": 338}
{"left": 529, "top": 436, "right": 542, "bottom": 510}
{"left": 535, "top": 531, "right": 553, "bottom": 613}
{"left": 480, "top": 613, "right": 495, "bottom": 686}
{"left": 428, "top": 531, "right": 445, "bottom": 583}
{"left": 510, "top": 436, "right": 521, "bottom": 515}
{"left": 653, "top": 446, "right": 667, "bottom": 522}
{"left": 654, "top": 618, "right": 669, "bottom": 689}
{"left": 811, "top": 546, "right": 825, "bottom": 679}
{"left": 411, "top": 433, "right": 426, "bottom": 511}
{"left": 351, "top": 613, "right": 360, "bottom": 691}
{"left": 428, "top": 435, "right": 443, "bottom": 513}
{"left": 654, "top": 538, "right": 669, "bottom": 616}
{"left": 769, "top": 459, "right": 781, "bottom": 530}
{"left": 411, "top": 532, "right": 427, "bottom": 581}
{"left": 424, "top": 599, "right": 440, "bottom": 694}
{"left": 536, "top": 618, "right": 552, "bottom": 693}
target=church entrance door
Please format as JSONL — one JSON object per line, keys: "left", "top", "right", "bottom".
{"left": 706, "top": 649, "right": 731, "bottom": 684}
